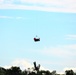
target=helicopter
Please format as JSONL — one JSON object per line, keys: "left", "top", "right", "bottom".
{"left": 34, "top": 36, "right": 40, "bottom": 42}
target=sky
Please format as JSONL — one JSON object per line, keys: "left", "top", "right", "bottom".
{"left": 0, "top": 0, "right": 76, "bottom": 74}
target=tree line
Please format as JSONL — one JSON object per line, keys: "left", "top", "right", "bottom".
{"left": 0, "top": 62, "right": 76, "bottom": 75}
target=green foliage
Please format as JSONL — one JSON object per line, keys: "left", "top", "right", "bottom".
{"left": 0, "top": 67, "right": 6, "bottom": 75}
{"left": 0, "top": 66, "right": 53, "bottom": 75}
{"left": 65, "top": 70, "right": 74, "bottom": 75}
{"left": 0, "top": 66, "right": 76, "bottom": 75}
{"left": 6, "top": 66, "right": 22, "bottom": 75}
{"left": 21, "top": 70, "right": 27, "bottom": 75}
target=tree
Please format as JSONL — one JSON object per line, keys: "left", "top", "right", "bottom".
{"left": 0, "top": 67, "right": 6, "bottom": 75}
{"left": 65, "top": 70, "right": 74, "bottom": 75}
{"left": 6, "top": 66, "right": 22, "bottom": 75}
{"left": 21, "top": 69, "right": 27, "bottom": 75}
{"left": 33, "top": 62, "right": 40, "bottom": 73}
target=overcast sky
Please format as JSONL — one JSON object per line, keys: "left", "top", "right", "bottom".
{"left": 0, "top": 0, "right": 76, "bottom": 74}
